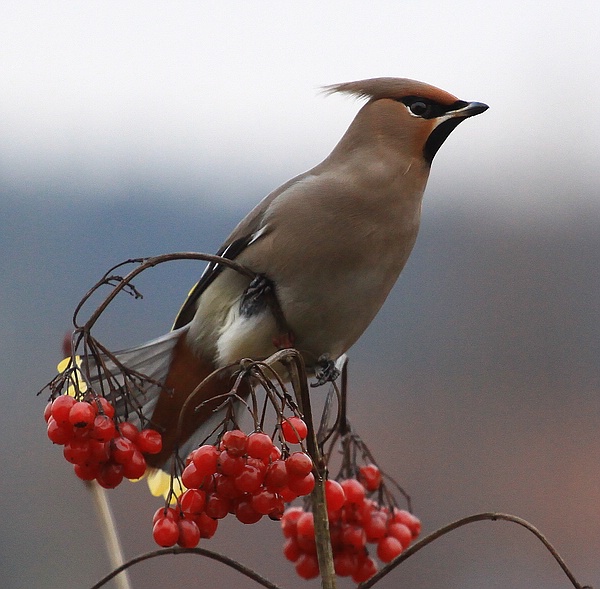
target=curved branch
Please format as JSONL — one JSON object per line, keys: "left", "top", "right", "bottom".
{"left": 359, "top": 512, "right": 591, "bottom": 589}
{"left": 73, "top": 252, "right": 256, "bottom": 331}
{"left": 88, "top": 546, "right": 283, "bottom": 589}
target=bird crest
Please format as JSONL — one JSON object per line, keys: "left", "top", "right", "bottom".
{"left": 323, "top": 77, "right": 459, "bottom": 106}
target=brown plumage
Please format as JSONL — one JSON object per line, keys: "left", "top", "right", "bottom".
{"left": 111, "top": 77, "right": 487, "bottom": 469}
{"left": 323, "top": 77, "right": 459, "bottom": 103}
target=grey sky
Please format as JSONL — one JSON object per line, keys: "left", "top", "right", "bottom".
{"left": 1, "top": 1, "right": 599, "bottom": 214}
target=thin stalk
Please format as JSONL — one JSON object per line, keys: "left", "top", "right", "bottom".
{"left": 86, "top": 481, "right": 132, "bottom": 589}
{"left": 284, "top": 350, "right": 337, "bottom": 589}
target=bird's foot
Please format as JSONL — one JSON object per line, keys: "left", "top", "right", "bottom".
{"left": 311, "top": 354, "right": 340, "bottom": 387}
{"left": 240, "top": 274, "right": 275, "bottom": 317}
{"left": 242, "top": 274, "right": 296, "bottom": 351}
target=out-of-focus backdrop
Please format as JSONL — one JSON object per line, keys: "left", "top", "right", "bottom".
{"left": 2, "top": 2, "right": 599, "bottom": 588}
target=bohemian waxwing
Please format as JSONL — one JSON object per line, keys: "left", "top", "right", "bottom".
{"left": 89, "top": 77, "right": 487, "bottom": 468}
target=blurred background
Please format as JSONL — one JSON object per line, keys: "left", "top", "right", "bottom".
{"left": 1, "top": 1, "right": 599, "bottom": 588}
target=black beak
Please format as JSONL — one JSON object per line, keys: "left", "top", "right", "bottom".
{"left": 449, "top": 101, "right": 489, "bottom": 119}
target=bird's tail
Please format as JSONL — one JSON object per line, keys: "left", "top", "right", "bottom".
{"left": 84, "top": 326, "right": 246, "bottom": 472}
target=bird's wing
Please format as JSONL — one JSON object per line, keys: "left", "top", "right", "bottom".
{"left": 171, "top": 171, "right": 312, "bottom": 329}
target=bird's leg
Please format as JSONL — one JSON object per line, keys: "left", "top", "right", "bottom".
{"left": 240, "top": 274, "right": 295, "bottom": 349}
{"left": 311, "top": 354, "right": 340, "bottom": 387}
{"left": 273, "top": 331, "right": 295, "bottom": 350}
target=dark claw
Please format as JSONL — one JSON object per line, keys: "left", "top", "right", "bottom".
{"left": 240, "top": 274, "right": 275, "bottom": 317}
{"left": 240, "top": 274, "right": 296, "bottom": 350}
{"left": 311, "top": 355, "right": 340, "bottom": 387}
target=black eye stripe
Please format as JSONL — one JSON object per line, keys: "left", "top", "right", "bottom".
{"left": 398, "top": 97, "right": 468, "bottom": 119}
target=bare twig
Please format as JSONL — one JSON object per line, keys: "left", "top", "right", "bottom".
{"left": 88, "top": 547, "right": 283, "bottom": 589}
{"left": 358, "top": 512, "right": 592, "bottom": 589}
{"left": 73, "top": 253, "right": 256, "bottom": 331}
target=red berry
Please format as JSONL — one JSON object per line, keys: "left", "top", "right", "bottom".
{"left": 359, "top": 463, "right": 382, "bottom": 491}
{"left": 117, "top": 421, "right": 139, "bottom": 442}
{"left": 296, "top": 511, "right": 315, "bottom": 539}
{"left": 352, "top": 555, "right": 377, "bottom": 583}
{"left": 205, "top": 495, "right": 230, "bottom": 519}
{"left": 111, "top": 437, "right": 135, "bottom": 464}
{"left": 234, "top": 464, "right": 264, "bottom": 494}
{"left": 181, "top": 462, "right": 209, "bottom": 489}
{"left": 215, "top": 474, "right": 244, "bottom": 500}
{"left": 180, "top": 489, "right": 206, "bottom": 517}
{"left": 342, "top": 525, "right": 367, "bottom": 551}
{"left": 234, "top": 498, "right": 263, "bottom": 524}
{"left": 153, "top": 517, "right": 179, "bottom": 547}
{"left": 71, "top": 426, "right": 91, "bottom": 441}
{"left": 122, "top": 449, "right": 147, "bottom": 479}
{"left": 283, "top": 537, "right": 301, "bottom": 562}
{"left": 73, "top": 462, "right": 101, "bottom": 481}
{"left": 221, "top": 430, "right": 247, "bottom": 457}
{"left": 217, "top": 451, "right": 245, "bottom": 476}
{"left": 137, "top": 429, "right": 163, "bottom": 454}
{"left": 47, "top": 417, "right": 73, "bottom": 445}
{"left": 63, "top": 439, "right": 91, "bottom": 465}
{"left": 50, "top": 395, "right": 76, "bottom": 425}
{"left": 93, "top": 396, "right": 115, "bottom": 418}
{"left": 295, "top": 554, "right": 320, "bottom": 580}
{"left": 91, "top": 415, "right": 117, "bottom": 442}
{"left": 177, "top": 518, "right": 201, "bottom": 548}
{"left": 392, "top": 508, "right": 421, "bottom": 537}
{"left": 325, "top": 480, "right": 346, "bottom": 511}
{"left": 296, "top": 532, "right": 317, "bottom": 555}
{"left": 68, "top": 401, "right": 96, "bottom": 429}
{"left": 285, "top": 452, "right": 313, "bottom": 477}
{"left": 287, "top": 472, "right": 315, "bottom": 496}
{"left": 43, "top": 401, "right": 53, "bottom": 423}
{"left": 251, "top": 489, "right": 278, "bottom": 515}
{"left": 197, "top": 512, "right": 218, "bottom": 539}
{"left": 246, "top": 456, "right": 268, "bottom": 475}
{"left": 387, "top": 522, "right": 412, "bottom": 548}
{"left": 357, "top": 498, "right": 377, "bottom": 523}
{"left": 377, "top": 536, "right": 403, "bottom": 563}
{"left": 97, "top": 463, "right": 124, "bottom": 489}
{"left": 281, "top": 506, "right": 303, "bottom": 538}
{"left": 340, "top": 478, "right": 366, "bottom": 505}
{"left": 281, "top": 416, "right": 308, "bottom": 443}
{"left": 279, "top": 486, "right": 298, "bottom": 503}
{"left": 153, "top": 507, "right": 178, "bottom": 525}
{"left": 334, "top": 551, "right": 357, "bottom": 577}
{"left": 88, "top": 439, "right": 111, "bottom": 464}
{"left": 269, "top": 445, "right": 282, "bottom": 462}
{"left": 364, "top": 512, "right": 388, "bottom": 541}
{"left": 268, "top": 495, "right": 285, "bottom": 520}
{"left": 191, "top": 445, "right": 219, "bottom": 477}
{"left": 246, "top": 432, "right": 274, "bottom": 460}
{"left": 264, "top": 460, "right": 289, "bottom": 492}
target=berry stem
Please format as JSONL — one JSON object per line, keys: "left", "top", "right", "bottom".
{"left": 87, "top": 480, "right": 133, "bottom": 589}
{"left": 282, "top": 350, "right": 337, "bottom": 589}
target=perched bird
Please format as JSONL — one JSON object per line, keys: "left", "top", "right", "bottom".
{"left": 93, "top": 77, "right": 487, "bottom": 469}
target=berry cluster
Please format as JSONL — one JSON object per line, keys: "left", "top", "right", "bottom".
{"left": 281, "top": 465, "right": 421, "bottom": 583}
{"left": 153, "top": 418, "right": 312, "bottom": 548}
{"left": 44, "top": 394, "right": 162, "bottom": 488}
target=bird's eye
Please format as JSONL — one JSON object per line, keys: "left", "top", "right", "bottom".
{"left": 408, "top": 101, "right": 430, "bottom": 117}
